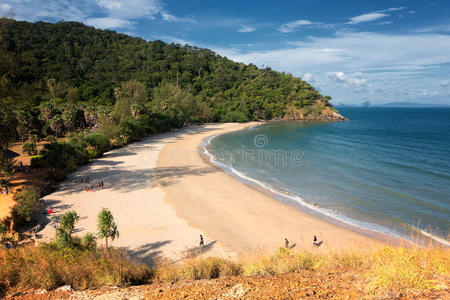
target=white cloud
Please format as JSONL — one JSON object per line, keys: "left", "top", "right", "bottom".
{"left": 416, "top": 24, "right": 450, "bottom": 33}
{"left": 2, "top": 0, "right": 192, "bottom": 29}
{"left": 237, "top": 25, "right": 255, "bottom": 33}
{"left": 94, "top": 0, "right": 162, "bottom": 19}
{"left": 278, "top": 19, "right": 314, "bottom": 33}
{"left": 214, "top": 31, "right": 450, "bottom": 103}
{"left": 303, "top": 73, "right": 313, "bottom": 81}
{"left": 348, "top": 12, "right": 389, "bottom": 24}
{"left": 161, "top": 11, "right": 194, "bottom": 23}
{"left": 326, "top": 72, "right": 368, "bottom": 91}
{"left": 385, "top": 7, "right": 405, "bottom": 12}
{"left": 85, "top": 17, "right": 134, "bottom": 29}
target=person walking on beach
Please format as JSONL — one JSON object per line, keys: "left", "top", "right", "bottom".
{"left": 199, "top": 235, "right": 204, "bottom": 247}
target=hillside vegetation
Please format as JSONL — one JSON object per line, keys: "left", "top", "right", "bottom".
{"left": 0, "top": 18, "right": 334, "bottom": 141}
{"left": 0, "top": 18, "right": 341, "bottom": 226}
{"left": 1, "top": 243, "right": 448, "bottom": 298}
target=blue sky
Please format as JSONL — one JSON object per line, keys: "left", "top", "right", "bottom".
{"left": 1, "top": 0, "right": 449, "bottom": 105}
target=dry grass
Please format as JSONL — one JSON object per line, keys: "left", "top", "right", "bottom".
{"left": 1, "top": 242, "right": 448, "bottom": 297}
{"left": 0, "top": 244, "right": 153, "bottom": 296}
{"left": 154, "top": 244, "right": 448, "bottom": 297}
{"left": 156, "top": 256, "right": 242, "bottom": 282}
{"left": 365, "top": 246, "right": 449, "bottom": 295}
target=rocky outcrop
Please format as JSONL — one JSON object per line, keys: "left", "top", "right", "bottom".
{"left": 282, "top": 102, "right": 347, "bottom": 121}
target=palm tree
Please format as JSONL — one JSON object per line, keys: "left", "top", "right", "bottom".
{"left": 97, "top": 208, "right": 119, "bottom": 249}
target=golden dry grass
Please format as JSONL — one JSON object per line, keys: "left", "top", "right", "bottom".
{"left": 0, "top": 242, "right": 448, "bottom": 297}
{"left": 0, "top": 244, "right": 153, "bottom": 295}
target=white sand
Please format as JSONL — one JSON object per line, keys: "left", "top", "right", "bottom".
{"left": 38, "top": 128, "right": 232, "bottom": 264}
{"left": 38, "top": 123, "right": 382, "bottom": 264}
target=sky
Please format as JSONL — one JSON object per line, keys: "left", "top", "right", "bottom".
{"left": 1, "top": 0, "right": 449, "bottom": 105}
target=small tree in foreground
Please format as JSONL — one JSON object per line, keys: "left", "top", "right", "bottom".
{"left": 55, "top": 210, "right": 79, "bottom": 249}
{"left": 59, "top": 211, "right": 79, "bottom": 237}
{"left": 97, "top": 208, "right": 119, "bottom": 249}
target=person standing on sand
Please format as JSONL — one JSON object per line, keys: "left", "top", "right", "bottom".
{"left": 200, "top": 235, "right": 204, "bottom": 247}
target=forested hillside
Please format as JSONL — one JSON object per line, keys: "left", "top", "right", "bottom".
{"left": 0, "top": 18, "right": 338, "bottom": 143}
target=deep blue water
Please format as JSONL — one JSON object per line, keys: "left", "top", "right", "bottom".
{"left": 206, "top": 108, "right": 450, "bottom": 243}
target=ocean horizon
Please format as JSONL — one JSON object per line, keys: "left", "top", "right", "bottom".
{"left": 206, "top": 107, "right": 450, "bottom": 245}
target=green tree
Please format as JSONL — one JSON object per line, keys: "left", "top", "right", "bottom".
{"left": 97, "top": 208, "right": 119, "bottom": 249}
{"left": 59, "top": 211, "right": 79, "bottom": 237}
{"left": 49, "top": 115, "right": 64, "bottom": 138}
{"left": 13, "top": 190, "right": 41, "bottom": 224}
{"left": 84, "top": 133, "right": 111, "bottom": 155}
{"left": 22, "top": 141, "right": 37, "bottom": 155}
{"left": 113, "top": 80, "right": 148, "bottom": 123}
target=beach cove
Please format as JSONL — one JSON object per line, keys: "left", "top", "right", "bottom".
{"left": 36, "top": 122, "right": 384, "bottom": 263}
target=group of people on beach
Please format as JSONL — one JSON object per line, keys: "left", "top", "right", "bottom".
{"left": 73, "top": 176, "right": 105, "bottom": 192}
{"left": 83, "top": 181, "right": 104, "bottom": 192}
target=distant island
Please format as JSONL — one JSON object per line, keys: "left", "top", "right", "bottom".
{"left": 336, "top": 101, "right": 450, "bottom": 108}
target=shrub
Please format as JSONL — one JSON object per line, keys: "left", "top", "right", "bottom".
{"left": 55, "top": 228, "right": 74, "bottom": 249}
{"left": 22, "top": 141, "right": 37, "bottom": 156}
{"left": 120, "top": 120, "right": 147, "bottom": 141}
{"left": 222, "top": 111, "right": 249, "bottom": 123}
{"left": 82, "top": 233, "right": 97, "bottom": 250}
{"left": 39, "top": 142, "right": 89, "bottom": 172}
{"left": 29, "top": 134, "right": 39, "bottom": 144}
{"left": 13, "top": 189, "right": 41, "bottom": 224}
{"left": 46, "top": 135, "right": 56, "bottom": 143}
{"left": 84, "top": 133, "right": 111, "bottom": 156}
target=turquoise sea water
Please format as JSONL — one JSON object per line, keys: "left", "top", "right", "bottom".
{"left": 206, "top": 108, "right": 450, "bottom": 244}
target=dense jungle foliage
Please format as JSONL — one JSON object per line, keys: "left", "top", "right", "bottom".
{"left": 0, "top": 18, "right": 331, "bottom": 144}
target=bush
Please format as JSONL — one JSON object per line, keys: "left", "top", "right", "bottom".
{"left": 13, "top": 189, "right": 41, "bottom": 224}
{"left": 84, "top": 133, "right": 111, "bottom": 156}
{"left": 46, "top": 135, "right": 57, "bottom": 143}
{"left": 55, "top": 229, "right": 74, "bottom": 249}
{"left": 22, "top": 141, "right": 37, "bottom": 156}
{"left": 222, "top": 111, "right": 249, "bottom": 123}
{"left": 82, "top": 233, "right": 97, "bottom": 250}
{"left": 40, "top": 142, "right": 90, "bottom": 172}
{"left": 120, "top": 120, "right": 147, "bottom": 141}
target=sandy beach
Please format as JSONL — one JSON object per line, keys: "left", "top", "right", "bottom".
{"left": 157, "top": 123, "right": 384, "bottom": 256}
{"left": 37, "top": 122, "right": 382, "bottom": 264}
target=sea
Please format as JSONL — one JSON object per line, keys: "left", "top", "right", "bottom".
{"left": 205, "top": 107, "right": 450, "bottom": 245}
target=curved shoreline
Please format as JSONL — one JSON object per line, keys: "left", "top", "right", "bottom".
{"left": 201, "top": 124, "right": 449, "bottom": 248}
{"left": 200, "top": 130, "right": 402, "bottom": 242}
{"left": 156, "top": 122, "right": 387, "bottom": 255}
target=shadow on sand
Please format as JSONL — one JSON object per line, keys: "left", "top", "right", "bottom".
{"left": 122, "top": 240, "right": 172, "bottom": 266}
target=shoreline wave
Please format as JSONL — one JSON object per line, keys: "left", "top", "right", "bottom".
{"left": 201, "top": 128, "right": 449, "bottom": 248}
